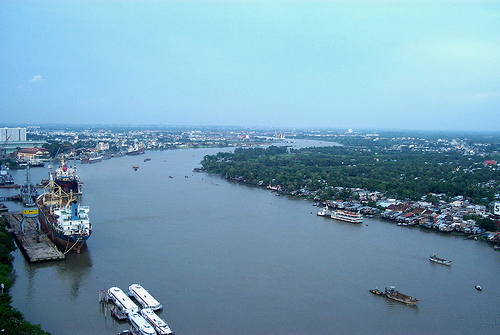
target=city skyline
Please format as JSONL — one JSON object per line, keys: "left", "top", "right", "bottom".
{"left": 1, "top": 1, "right": 499, "bottom": 132}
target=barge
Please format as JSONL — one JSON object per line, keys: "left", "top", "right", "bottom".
{"left": 129, "top": 284, "right": 162, "bottom": 310}
{"left": 384, "top": 286, "right": 419, "bottom": 305}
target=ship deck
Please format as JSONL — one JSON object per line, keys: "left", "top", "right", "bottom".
{"left": 5, "top": 212, "right": 65, "bottom": 262}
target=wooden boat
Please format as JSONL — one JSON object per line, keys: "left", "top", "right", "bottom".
{"left": 384, "top": 286, "right": 419, "bottom": 305}
{"left": 429, "top": 254, "right": 452, "bottom": 265}
{"left": 369, "top": 288, "right": 385, "bottom": 296}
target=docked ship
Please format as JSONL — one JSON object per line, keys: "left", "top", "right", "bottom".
{"left": 128, "top": 312, "right": 157, "bottom": 335}
{"left": 36, "top": 178, "right": 92, "bottom": 253}
{"left": 331, "top": 210, "right": 363, "bottom": 224}
{"left": 53, "top": 160, "right": 83, "bottom": 194}
{"left": 127, "top": 143, "right": 145, "bottom": 156}
{"left": 384, "top": 286, "right": 419, "bottom": 305}
{"left": 429, "top": 254, "right": 452, "bottom": 265}
{"left": 108, "top": 287, "right": 140, "bottom": 315}
{"left": 141, "top": 309, "right": 174, "bottom": 335}
{"left": 128, "top": 284, "right": 162, "bottom": 310}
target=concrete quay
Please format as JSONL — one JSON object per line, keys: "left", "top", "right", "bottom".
{"left": 4, "top": 212, "right": 65, "bottom": 263}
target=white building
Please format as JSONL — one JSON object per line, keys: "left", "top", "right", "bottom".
{"left": 1, "top": 127, "right": 27, "bottom": 142}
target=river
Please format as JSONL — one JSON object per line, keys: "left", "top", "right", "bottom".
{"left": 4, "top": 140, "right": 500, "bottom": 335}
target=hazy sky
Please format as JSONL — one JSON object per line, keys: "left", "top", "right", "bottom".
{"left": 1, "top": 1, "right": 499, "bottom": 131}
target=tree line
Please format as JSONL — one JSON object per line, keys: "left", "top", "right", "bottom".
{"left": 201, "top": 145, "right": 499, "bottom": 205}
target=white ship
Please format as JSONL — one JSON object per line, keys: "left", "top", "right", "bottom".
{"left": 141, "top": 308, "right": 174, "bottom": 335}
{"left": 108, "top": 287, "right": 139, "bottom": 315}
{"left": 129, "top": 284, "right": 162, "bottom": 310}
{"left": 331, "top": 210, "right": 363, "bottom": 224}
{"left": 128, "top": 312, "right": 157, "bottom": 335}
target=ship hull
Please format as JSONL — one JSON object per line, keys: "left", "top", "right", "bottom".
{"left": 37, "top": 203, "right": 89, "bottom": 253}
{"left": 55, "top": 178, "right": 80, "bottom": 194}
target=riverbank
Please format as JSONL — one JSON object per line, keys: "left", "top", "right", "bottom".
{"left": 0, "top": 217, "right": 50, "bottom": 334}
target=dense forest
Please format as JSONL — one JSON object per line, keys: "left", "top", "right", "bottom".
{"left": 201, "top": 145, "right": 500, "bottom": 205}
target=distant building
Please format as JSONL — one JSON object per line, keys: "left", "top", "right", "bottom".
{"left": 17, "top": 147, "right": 50, "bottom": 161}
{"left": 1, "top": 127, "right": 46, "bottom": 155}
{"left": 1, "top": 127, "right": 26, "bottom": 142}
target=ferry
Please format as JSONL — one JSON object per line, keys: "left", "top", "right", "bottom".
{"left": 384, "top": 286, "right": 419, "bottom": 305}
{"left": 108, "top": 287, "right": 139, "bottom": 315}
{"left": 129, "top": 284, "right": 162, "bottom": 310}
{"left": 141, "top": 308, "right": 174, "bottom": 335}
{"left": 128, "top": 312, "right": 157, "bottom": 335}
{"left": 429, "top": 254, "right": 452, "bottom": 266}
{"left": 331, "top": 210, "right": 363, "bottom": 224}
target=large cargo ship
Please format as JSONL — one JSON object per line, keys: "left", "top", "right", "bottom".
{"left": 36, "top": 179, "right": 92, "bottom": 253}
{"left": 127, "top": 143, "right": 146, "bottom": 155}
{"left": 53, "top": 160, "right": 83, "bottom": 194}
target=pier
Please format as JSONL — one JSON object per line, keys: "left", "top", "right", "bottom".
{"left": 4, "top": 212, "right": 65, "bottom": 262}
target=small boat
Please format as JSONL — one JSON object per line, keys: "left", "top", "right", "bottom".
{"left": 475, "top": 285, "right": 482, "bottom": 291}
{"left": 128, "top": 284, "right": 162, "bottom": 310}
{"left": 384, "top": 286, "right": 419, "bottom": 305}
{"left": 429, "top": 254, "right": 452, "bottom": 266}
{"left": 369, "top": 288, "right": 385, "bottom": 296}
{"left": 133, "top": 165, "right": 139, "bottom": 171}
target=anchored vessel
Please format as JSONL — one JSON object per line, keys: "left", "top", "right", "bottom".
{"left": 128, "top": 312, "right": 157, "bottom": 335}
{"left": 331, "top": 210, "right": 363, "bottom": 224}
{"left": 384, "top": 286, "right": 419, "bottom": 305}
{"left": 53, "top": 160, "right": 83, "bottom": 194}
{"left": 129, "top": 284, "right": 162, "bottom": 310}
{"left": 36, "top": 178, "right": 91, "bottom": 253}
{"left": 141, "top": 309, "right": 174, "bottom": 335}
{"left": 108, "top": 287, "right": 140, "bottom": 315}
{"left": 429, "top": 254, "right": 452, "bottom": 265}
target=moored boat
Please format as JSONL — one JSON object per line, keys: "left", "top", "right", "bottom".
{"left": 53, "top": 159, "right": 83, "bottom": 194}
{"left": 331, "top": 210, "right": 363, "bottom": 224}
{"left": 369, "top": 288, "right": 385, "bottom": 296}
{"left": 36, "top": 178, "right": 91, "bottom": 253}
{"left": 384, "top": 286, "right": 419, "bottom": 305}
{"left": 108, "top": 287, "right": 140, "bottom": 315}
{"left": 129, "top": 284, "right": 162, "bottom": 310}
{"left": 317, "top": 206, "right": 332, "bottom": 217}
{"left": 141, "top": 308, "right": 174, "bottom": 335}
{"left": 429, "top": 254, "right": 452, "bottom": 265}
{"left": 128, "top": 312, "right": 157, "bottom": 335}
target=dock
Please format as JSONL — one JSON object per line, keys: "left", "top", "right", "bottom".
{"left": 4, "top": 212, "right": 65, "bottom": 262}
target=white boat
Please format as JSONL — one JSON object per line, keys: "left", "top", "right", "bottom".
{"left": 141, "top": 309, "right": 174, "bottom": 335}
{"left": 128, "top": 312, "right": 157, "bottom": 335}
{"left": 317, "top": 206, "right": 332, "bottom": 217}
{"left": 108, "top": 287, "right": 139, "bottom": 315}
{"left": 429, "top": 254, "right": 452, "bottom": 265}
{"left": 129, "top": 284, "right": 162, "bottom": 310}
{"left": 331, "top": 210, "right": 363, "bottom": 224}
